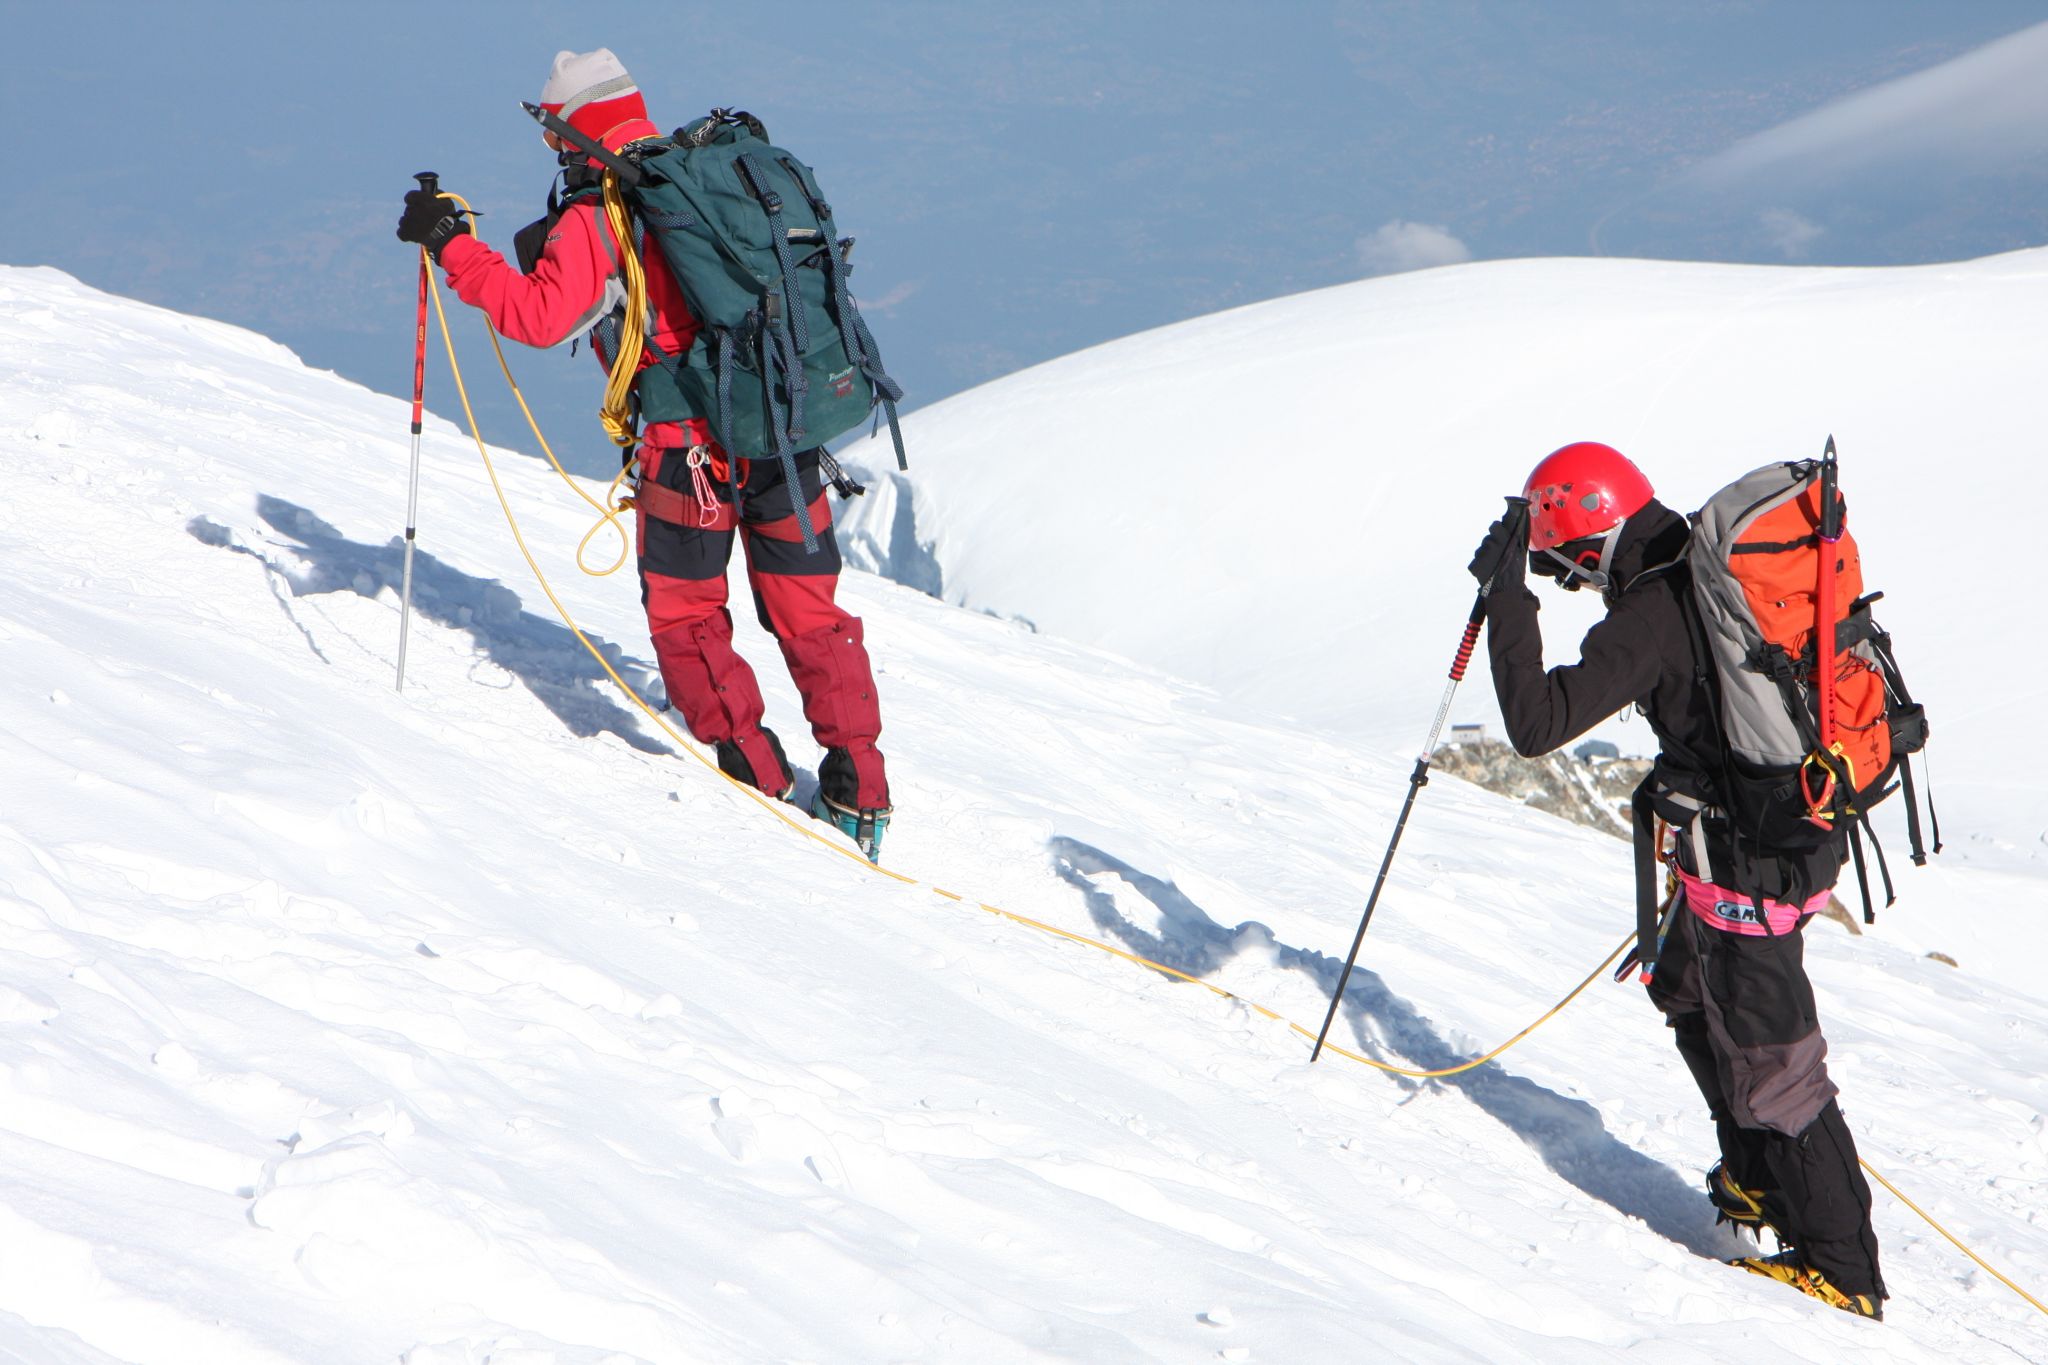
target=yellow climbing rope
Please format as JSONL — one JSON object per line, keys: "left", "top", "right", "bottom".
{"left": 426, "top": 258, "right": 1624, "bottom": 1080}
{"left": 431, "top": 193, "right": 634, "bottom": 579}
{"left": 944, "top": 882, "right": 1637, "bottom": 1079}
{"left": 415, "top": 242, "right": 2046, "bottom": 1322}
{"left": 1859, "top": 1161, "right": 2048, "bottom": 1315}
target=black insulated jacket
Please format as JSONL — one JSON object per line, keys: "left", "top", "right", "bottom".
{"left": 1483, "top": 500, "right": 1843, "bottom": 905}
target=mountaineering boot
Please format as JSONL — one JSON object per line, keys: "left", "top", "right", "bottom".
{"left": 812, "top": 745, "right": 890, "bottom": 862}
{"left": 715, "top": 727, "right": 795, "bottom": 800}
{"left": 1734, "top": 1251, "right": 1883, "bottom": 1320}
{"left": 810, "top": 789, "right": 890, "bottom": 862}
{"left": 1707, "top": 1161, "right": 1783, "bottom": 1243}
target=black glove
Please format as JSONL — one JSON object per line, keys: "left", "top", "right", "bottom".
{"left": 396, "top": 189, "right": 468, "bottom": 260}
{"left": 1467, "top": 514, "right": 1527, "bottom": 593}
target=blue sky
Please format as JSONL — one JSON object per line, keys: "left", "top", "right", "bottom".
{"left": 6, "top": 2, "right": 2042, "bottom": 474}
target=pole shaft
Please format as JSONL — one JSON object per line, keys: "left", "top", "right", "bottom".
{"left": 1309, "top": 607, "right": 1474, "bottom": 1063}
{"left": 396, "top": 244, "right": 430, "bottom": 691}
{"left": 1310, "top": 496, "right": 1526, "bottom": 1063}
{"left": 1310, "top": 755, "right": 1430, "bottom": 1062}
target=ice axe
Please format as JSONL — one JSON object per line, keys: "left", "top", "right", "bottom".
{"left": 519, "top": 102, "right": 643, "bottom": 185}
{"left": 1309, "top": 495, "right": 1530, "bottom": 1063}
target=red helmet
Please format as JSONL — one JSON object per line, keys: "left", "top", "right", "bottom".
{"left": 1523, "top": 442, "right": 1654, "bottom": 550}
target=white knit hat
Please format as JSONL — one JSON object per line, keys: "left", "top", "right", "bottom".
{"left": 539, "top": 49, "right": 647, "bottom": 139}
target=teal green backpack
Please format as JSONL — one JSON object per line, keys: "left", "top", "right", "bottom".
{"left": 529, "top": 104, "right": 905, "bottom": 552}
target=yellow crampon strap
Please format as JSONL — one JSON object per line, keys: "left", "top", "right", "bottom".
{"left": 598, "top": 171, "right": 647, "bottom": 449}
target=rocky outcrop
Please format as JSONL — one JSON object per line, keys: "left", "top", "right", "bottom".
{"left": 1430, "top": 738, "right": 1648, "bottom": 840}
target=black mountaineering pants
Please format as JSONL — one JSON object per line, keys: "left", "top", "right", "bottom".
{"left": 1650, "top": 912, "right": 1885, "bottom": 1300}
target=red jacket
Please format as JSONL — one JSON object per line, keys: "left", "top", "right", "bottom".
{"left": 440, "top": 116, "right": 708, "bottom": 450}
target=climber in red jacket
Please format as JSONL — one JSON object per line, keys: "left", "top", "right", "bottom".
{"left": 396, "top": 48, "right": 893, "bottom": 857}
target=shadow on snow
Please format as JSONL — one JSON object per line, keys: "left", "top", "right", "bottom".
{"left": 190, "top": 494, "right": 666, "bottom": 755}
{"left": 187, "top": 492, "right": 1727, "bottom": 1256}
{"left": 1048, "top": 834, "right": 1740, "bottom": 1259}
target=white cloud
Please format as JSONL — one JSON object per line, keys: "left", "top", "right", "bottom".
{"left": 1759, "top": 208, "right": 1823, "bottom": 259}
{"left": 1683, "top": 21, "right": 2048, "bottom": 193}
{"left": 1355, "top": 220, "right": 1471, "bottom": 276}
{"left": 858, "top": 280, "right": 921, "bottom": 317}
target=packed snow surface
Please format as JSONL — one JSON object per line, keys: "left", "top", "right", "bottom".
{"left": 0, "top": 264, "right": 2043, "bottom": 1362}
{"left": 838, "top": 249, "right": 2048, "bottom": 875}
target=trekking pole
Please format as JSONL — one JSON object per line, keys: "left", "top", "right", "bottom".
{"left": 395, "top": 171, "right": 437, "bottom": 692}
{"left": 1310, "top": 496, "right": 1529, "bottom": 1063}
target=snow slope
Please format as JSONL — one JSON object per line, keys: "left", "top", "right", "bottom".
{"left": 0, "top": 265, "right": 2043, "bottom": 1363}
{"left": 835, "top": 249, "right": 2048, "bottom": 876}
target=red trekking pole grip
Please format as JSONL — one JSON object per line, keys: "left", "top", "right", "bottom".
{"left": 1448, "top": 615, "right": 1483, "bottom": 682}
{"left": 408, "top": 172, "right": 437, "bottom": 436}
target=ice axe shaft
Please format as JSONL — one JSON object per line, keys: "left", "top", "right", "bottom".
{"left": 1814, "top": 434, "right": 1843, "bottom": 756}
{"left": 519, "top": 101, "right": 643, "bottom": 185}
{"left": 1310, "top": 495, "right": 1529, "bottom": 1063}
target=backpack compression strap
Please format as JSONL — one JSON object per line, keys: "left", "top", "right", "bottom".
{"left": 772, "top": 155, "right": 907, "bottom": 471}
{"left": 1866, "top": 624, "right": 1939, "bottom": 865}
{"left": 758, "top": 320, "right": 818, "bottom": 554}
{"left": 718, "top": 151, "right": 821, "bottom": 553}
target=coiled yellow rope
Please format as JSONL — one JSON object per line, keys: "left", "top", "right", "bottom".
{"left": 415, "top": 239, "right": 2046, "bottom": 1321}
{"left": 597, "top": 171, "right": 648, "bottom": 450}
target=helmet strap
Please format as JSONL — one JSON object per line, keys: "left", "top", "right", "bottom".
{"left": 1540, "top": 517, "right": 1626, "bottom": 592}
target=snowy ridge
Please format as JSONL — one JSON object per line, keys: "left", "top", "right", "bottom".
{"left": 836, "top": 250, "right": 2048, "bottom": 876}
{"left": 0, "top": 265, "right": 2044, "bottom": 1362}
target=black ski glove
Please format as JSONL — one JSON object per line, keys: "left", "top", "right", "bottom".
{"left": 396, "top": 189, "right": 468, "bottom": 260}
{"left": 1467, "top": 513, "right": 1527, "bottom": 593}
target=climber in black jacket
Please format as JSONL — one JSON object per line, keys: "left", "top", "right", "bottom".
{"left": 1466, "top": 440, "right": 1885, "bottom": 1319}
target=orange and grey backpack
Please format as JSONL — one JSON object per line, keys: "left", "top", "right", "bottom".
{"left": 1684, "top": 437, "right": 1938, "bottom": 920}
